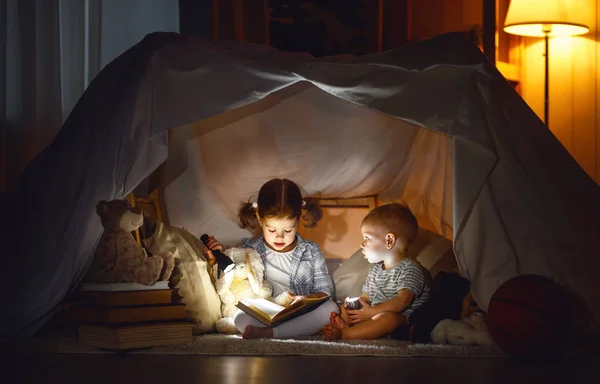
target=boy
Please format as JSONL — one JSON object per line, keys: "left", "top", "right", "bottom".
{"left": 323, "top": 203, "right": 431, "bottom": 340}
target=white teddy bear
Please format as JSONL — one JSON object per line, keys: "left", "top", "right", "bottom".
{"left": 212, "top": 247, "right": 274, "bottom": 333}
{"left": 430, "top": 312, "right": 496, "bottom": 346}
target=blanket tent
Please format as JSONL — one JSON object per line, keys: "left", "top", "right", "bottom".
{"left": 1, "top": 32, "right": 599, "bottom": 339}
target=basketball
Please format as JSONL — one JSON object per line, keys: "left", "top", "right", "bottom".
{"left": 486, "top": 274, "right": 574, "bottom": 357}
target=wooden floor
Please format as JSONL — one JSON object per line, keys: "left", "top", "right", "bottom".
{"left": 3, "top": 323, "right": 599, "bottom": 384}
{"left": 3, "top": 348, "right": 598, "bottom": 384}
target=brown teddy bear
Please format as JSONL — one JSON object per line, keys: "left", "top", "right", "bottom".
{"left": 84, "top": 199, "right": 175, "bottom": 285}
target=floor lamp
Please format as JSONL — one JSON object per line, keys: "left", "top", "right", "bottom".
{"left": 503, "top": 0, "right": 590, "bottom": 129}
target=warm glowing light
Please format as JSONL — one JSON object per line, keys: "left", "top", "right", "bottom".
{"left": 504, "top": 23, "right": 588, "bottom": 38}
{"left": 504, "top": 0, "right": 590, "bottom": 37}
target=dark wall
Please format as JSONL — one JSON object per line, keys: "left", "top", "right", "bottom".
{"left": 177, "top": 0, "right": 412, "bottom": 56}
{"left": 179, "top": 0, "right": 212, "bottom": 39}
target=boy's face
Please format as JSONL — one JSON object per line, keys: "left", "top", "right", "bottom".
{"left": 259, "top": 216, "right": 298, "bottom": 252}
{"left": 360, "top": 222, "right": 393, "bottom": 263}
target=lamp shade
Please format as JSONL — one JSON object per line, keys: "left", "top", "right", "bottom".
{"left": 504, "top": 0, "right": 590, "bottom": 37}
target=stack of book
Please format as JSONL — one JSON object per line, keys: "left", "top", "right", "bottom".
{"left": 68, "top": 281, "right": 193, "bottom": 350}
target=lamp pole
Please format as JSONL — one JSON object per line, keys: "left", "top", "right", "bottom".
{"left": 503, "top": 2, "right": 591, "bottom": 130}
{"left": 543, "top": 24, "right": 551, "bottom": 128}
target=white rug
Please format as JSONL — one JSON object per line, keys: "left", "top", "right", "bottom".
{"left": 24, "top": 332, "right": 505, "bottom": 358}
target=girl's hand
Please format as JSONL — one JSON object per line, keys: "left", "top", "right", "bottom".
{"left": 286, "top": 292, "right": 304, "bottom": 306}
{"left": 202, "top": 236, "right": 223, "bottom": 260}
{"left": 287, "top": 291, "right": 327, "bottom": 306}
{"left": 346, "top": 297, "right": 375, "bottom": 324}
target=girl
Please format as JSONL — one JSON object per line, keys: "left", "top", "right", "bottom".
{"left": 203, "top": 178, "right": 338, "bottom": 339}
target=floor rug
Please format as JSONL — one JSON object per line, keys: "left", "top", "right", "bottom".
{"left": 21, "top": 331, "right": 505, "bottom": 357}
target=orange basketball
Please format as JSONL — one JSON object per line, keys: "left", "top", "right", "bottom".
{"left": 486, "top": 274, "right": 574, "bottom": 357}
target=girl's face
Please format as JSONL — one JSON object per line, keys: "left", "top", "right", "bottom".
{"left": 259, "top": 216, "right": 298, "bottom": 252}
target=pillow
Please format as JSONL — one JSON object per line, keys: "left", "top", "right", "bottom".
{"left": 412, "top": 229, "right": 456, "bottom": 276}
{"left": 331, "top": 248, "right": 370, "bottom": 303}
{"left": 331, "top": 227, "right": 455, "bottom": 303}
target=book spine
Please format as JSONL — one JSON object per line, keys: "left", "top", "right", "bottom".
{"left": 73, "top": 290, "right": 173, "bottom": 307}
{"left": 69, "top": 304, "right": 187, "bottom": 324}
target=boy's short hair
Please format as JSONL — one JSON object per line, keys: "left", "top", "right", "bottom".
{"left": 362, "top": 203, "right": 419, "bottom": 244}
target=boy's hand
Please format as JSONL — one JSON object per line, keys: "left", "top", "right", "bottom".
{"left": 346, "top": 297, "right": 375, "bottom": 324}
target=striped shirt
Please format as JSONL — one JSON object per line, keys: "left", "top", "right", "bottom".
{"left": 362, "top": 258, "right": 431, "bottom": 320}
{"left": 241, "top": 234, "right": 334, "bottom": 297}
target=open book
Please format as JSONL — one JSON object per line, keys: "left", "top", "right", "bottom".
{"left": 236, "top": 295, "right": 330, "bottom": 328}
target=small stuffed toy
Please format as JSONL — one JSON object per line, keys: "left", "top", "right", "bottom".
{"left": 430, "top": 311, "right": 495, "bottom": 346}
{"left": 407, "top": 271, "right": 471, "bottom": 343}
{"left": 213, "top": 247, "right": 273, "bottom": 333}
{"left": 84, "top": 199, "right": 175, "bottom": 285}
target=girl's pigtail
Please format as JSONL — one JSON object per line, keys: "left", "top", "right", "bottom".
{"left": 301, "top": 197, "right": 323, "bottom": 228}
{"left": 238, "top": 200, "right": 257, "bottom": 229}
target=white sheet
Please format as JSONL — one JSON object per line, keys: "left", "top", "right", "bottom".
{"left": 2, "top": 32, "right": 598, "bottom": 339}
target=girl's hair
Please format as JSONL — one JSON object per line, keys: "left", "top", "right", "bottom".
{"left": 238, "top": 178, "right": 323, "bottom": 229}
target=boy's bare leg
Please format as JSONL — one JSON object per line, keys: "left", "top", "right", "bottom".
{"left": 316, "top": 311, "right": 340, "bottom": 336}
{"left": 323, "top": 312, "right": 350, "bottom": 341}
{"left": 242, "top": 325, "right": 274, "bottom": 339}
{"left": 323, "top": 325, "right": 342, "bottom": 340}
{"left": 328, "top": 312, "right": 408, "bottom": 341}
{"left": 331, "top": 312, "right": 349, "bottom": 328}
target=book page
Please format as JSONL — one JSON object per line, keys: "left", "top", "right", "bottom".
{"left": 240, "top": 298, "right": 285, "bottom": 320}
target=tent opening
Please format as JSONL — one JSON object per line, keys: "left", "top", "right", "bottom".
{"left": 159, "top": 81, "right": 454, "bottom": 254}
